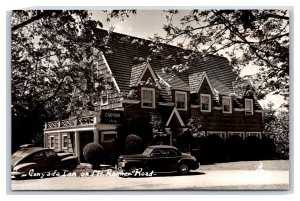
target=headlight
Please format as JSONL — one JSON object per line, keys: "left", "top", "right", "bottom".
{"left": 119, "top": 162, "right": 125, "bottom": 168}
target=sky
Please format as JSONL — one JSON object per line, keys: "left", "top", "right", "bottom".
{"left": 91, "top": 10, "right": 285, "bottom": 110}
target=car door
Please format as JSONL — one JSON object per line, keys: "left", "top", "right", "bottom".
{"left": 146, "top": 149, "right": 167, "bottom": 172}
{"left": 44, "top": 150, "right": 61, "bottom": 171}
{"left": 164, "top": 149, "right": 181, "bottom": 172}
{"left": 31, "top": 151, "right": 48, "bottom": 171}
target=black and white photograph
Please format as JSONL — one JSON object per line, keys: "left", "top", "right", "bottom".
{"left": 10, "top": 8, "right": 290, "bottom": 191}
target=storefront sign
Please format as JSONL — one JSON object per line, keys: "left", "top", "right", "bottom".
{"left": 101, "top": 110, "right": 123, "bottom": 124}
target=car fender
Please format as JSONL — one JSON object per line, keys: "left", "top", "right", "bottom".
{"left": 13, "top": 162, "right": 38, "bottom": 174}
{"left": 177, "top": 158, "right": 193, "bottom": 166}
{"left": 123, "top": 159, "right": 145, "bottom": 169}
{"left": 61, "top": 155, "right": 78, "bottom": 162}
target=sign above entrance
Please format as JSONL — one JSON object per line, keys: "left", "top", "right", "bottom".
{"left": 101, "top": 110, "right": 123, "bottom": 124}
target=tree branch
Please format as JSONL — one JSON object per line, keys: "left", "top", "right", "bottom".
{"left": 12, "top": 11, "right": 54, "bottom": 31}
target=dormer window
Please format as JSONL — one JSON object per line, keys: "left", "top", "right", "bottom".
{"left": 141, "top": 87, "right": 155, "bottom": 108}
{"left": 222, "top": 96, "right": 232, "bottom": 113}
{"left": 101, "top": 94, "right": 108, "bottom": 105}
{"left": 245, "top": 99, "right": 253, "bottom": 115}
{"left": 200, "top": 94, "right": 211, "bottom": 112}
{"left": 175, "top": 91, "right": 187, "bottom": 111}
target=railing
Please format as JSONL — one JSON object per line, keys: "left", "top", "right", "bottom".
{"left": 45, "top": 116, "right": 95, "bottom": 130}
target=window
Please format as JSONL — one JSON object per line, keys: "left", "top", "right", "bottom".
{"left": 246, "top": 132, "right": 262, "bottom": 139}
{"left": 222, "top": 96, "right": 232, "bottom": 113}
{"left": 49, "top": 136, "right": 55, "bottom": 149}
{"left": 62, "top": 135, "right": 68, "bottom": 149}
{"left": 141, "top": 87, "right": 155, "bottom": 108}
{"left": 175, "top": 91, "right": 187, "bottom": 110}
{"left": 227, "top": 132, "right": 245, "bottom": 139}
{"left": 101, "top": 93, "right": 108, "bottom": 105}
{"left": 200, "top": 94, "right": 211, "bottom": 112}
{"left": 207, "top": 131, "right": 226, "bottom": 139}
{"left": 245, "top": 99, "right": 253, "bottom": 115}
{"left": 45, "top": 150, "right": 56, "bottom": 158}
{"left": 33, "top": 152, "right": 44, "bottom": 160}
{"left": 166, "top": 150, "right": 178, "bottom": 157}
{"left": 101, "top": 131, "right": 117, "bottom": 142}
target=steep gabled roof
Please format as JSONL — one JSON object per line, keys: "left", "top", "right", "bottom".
{"left": 210, "top": 78, "right": 233, "bottom": 95}
{"left": 157, "top": 72, "right": 190, "bottom": 91}
{"left": 129, "top": 62, "right": 148, "bottom": 87}
{"left": 189, "top": 72, "right": 205, "bottom": 93}
{"left": 188, "top": 71, "right": 215, "bottom": 95}
{"left": 95, "top": 29, "right": 237, "bottom": 93}
{"left": 232, "top": 80, "right": 253, "bottom": 97}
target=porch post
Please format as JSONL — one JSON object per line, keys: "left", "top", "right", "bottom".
{"left": 165, "top": 128, "right": 171, "bottom": 145}
{"left": 75, "top": 131, "right": 80, "bottom": 159}
{"left": 44, "top": 133, "right": 48, "bottom": 148}
{"left": 93, "top": 128, "right": 99, "bottom": 144}
{"left": 58, "top": 132, "right": 62, "bottom": 151}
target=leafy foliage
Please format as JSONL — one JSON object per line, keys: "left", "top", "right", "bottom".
{"left": 263, "top": 102, "right": 289, "bottom": 159}
{"left": 149, "top": 112, "right": 168, "bottom": 139}
{"left": 186, "top": 117, "right": 204, "bottom": 138}
{"left": 11, "top": 10, "right": 134, "bottom": 149}
{"left": 83, "top": 143, "right": 104, "bottom": 169}
{"left": 153, "top": 10, "right": 289, "bottom": 104}
{"left": 124, "top": 134, "right": 144, "bottom": 154}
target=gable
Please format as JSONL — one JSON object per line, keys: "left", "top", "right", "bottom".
{"left": 166, "top": 107, "right": 185, "bottom": 127}
{"left": 130, "top": 62, "right": 159, "bottom": 88}
{"left": 129, "top": 62, "right": 147, "bottom": 87}
{"left": 199, "top": 77, "right": 214, "bottom": 95}
{"left": 189, "top": 71, "right": 215, "bottom": 95}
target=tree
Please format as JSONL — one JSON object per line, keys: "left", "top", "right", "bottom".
{"left": 149, "top": 112, "right": 168, "bottom": 144}
{"left": 186, "top": 117, "right": 204, "bottom": 138}
{"left": 153, "top": 10, "right": 289, "bottom": 104}
{"left": 272, "top": 110, "right": 289, "bottom": 159}
{"left": 11, "top": 10, "right": 135, "bottom": 150}
{"left": 263, "top": 101, "right": 277, "bottom": 135}
{"left": 263, "top": 102, "right": 289, "bottom": 159}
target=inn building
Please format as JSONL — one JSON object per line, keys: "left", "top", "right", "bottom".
{"left": 43, "top": 30, "right": 264, "bottom": 162}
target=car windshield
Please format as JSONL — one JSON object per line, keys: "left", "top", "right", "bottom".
{"left": 142, "top": 147, "right": 153, "bottom": 156}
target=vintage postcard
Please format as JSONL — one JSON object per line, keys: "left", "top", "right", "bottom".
{"left": 10, "top": 9, "right": 289, "bottom": 191}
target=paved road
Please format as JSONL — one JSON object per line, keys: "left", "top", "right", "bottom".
{"left": 11, "top": 161, "right": 289, "bottom": 191}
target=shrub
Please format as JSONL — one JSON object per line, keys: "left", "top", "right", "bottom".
{"left": 205, "top": 134, "right": 225, "bottom": 163}
{"left": 225, "top": 135, "right": 244, "bottom": 161}
{"left": 124, "top": 134, "right": 144, "bottom": 154}
{"left": 244, "top": 136, "right": 262, "bottom": 160}
{"left": 83, "top": 143, "right": 104, "bottom": 169}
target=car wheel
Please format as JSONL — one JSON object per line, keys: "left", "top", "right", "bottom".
{"left": 178, "top": 163, "right": 189, "bottom": 175}
{"left": 128, "top": 166, "right": 137, "bottom": 174}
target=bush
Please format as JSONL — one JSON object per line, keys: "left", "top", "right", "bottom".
{"left": 124, "top": 134, "right": 144, "bottom": 154}
{"left": 205, "top": 134, "right": 225, "bottom": 163}
{"left": 83, "top": 143, "right": 104, "bottom": 169}
{"left": 225, "top": 135, "right": 244, "bottom": 161}
{"left": 244, "top": 136, "right": 262, "bottom": 160}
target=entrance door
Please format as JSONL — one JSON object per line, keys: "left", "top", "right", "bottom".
{"left": 79, "top": 131, "right": 94, "bottom": 162}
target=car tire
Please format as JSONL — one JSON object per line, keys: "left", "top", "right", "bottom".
{"left": 14, "top": 174, "right": 22, "bottom": 180}
{"left": 128, "top": 166, "right": 137, "bottom": 174}
{"left": 178, "top": 163, "right": 189, "bottom": 175}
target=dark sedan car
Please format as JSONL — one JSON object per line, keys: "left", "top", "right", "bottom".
{"left": 118, "top": 145, "right": 199, "bottom": 175}
{"left": 11, "top": 145, "right": 78, "bottom": 179}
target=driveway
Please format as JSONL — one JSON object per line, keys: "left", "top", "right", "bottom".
{"left": 10, "top": 160, "right": 289, "bottom": 191}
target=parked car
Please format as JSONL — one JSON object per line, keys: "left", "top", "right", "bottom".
{"left": 11, "top": 145, "right": 78, "bottom": 179}
{"left": 118, "top": 145, "right": 199, "bottom": 175}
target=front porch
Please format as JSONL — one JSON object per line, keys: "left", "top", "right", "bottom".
{"left": 44, "top": 113, "right": 120, "bottom": 162}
